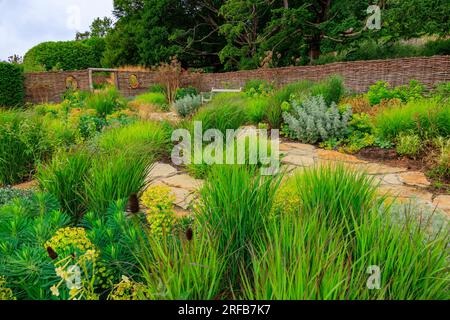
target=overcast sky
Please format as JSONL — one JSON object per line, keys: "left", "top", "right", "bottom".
{"left": 0, "top": 0, "right": 114, "bottom": 61}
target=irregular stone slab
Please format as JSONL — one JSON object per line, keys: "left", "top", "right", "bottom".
{"left": 13, "top": 180, "right": 38, "bottom": 190}
{"left": 380, "top": 174, "right": 403, "bottom": 185}
{"left": 281, "top": 154, "right": 315, "bottom": 167}
{"left": 398, "top": 171, "right": 431, "bottom": 188}
{"left": 280, "top": 142, "right": 316, "bottom": 155}
{"left": 161, "top": 174, "right": 204, "bottom": 191}
{"left": 316, "top": 150, "right": 368, "bottom": 164}
{"left": 378, "top": 185, "right": 433, "bottom": 203}
{"left": 146, "top": 112, "right": 179, "bottom": 122}
{"left": 148, "top": 163, "right": 178, "bottom": 180}
{"left": 360, "top": 163, "right": 409, "bottom": 175}
{"left": 433, "top": 195, "right": 450, "bottom": 214}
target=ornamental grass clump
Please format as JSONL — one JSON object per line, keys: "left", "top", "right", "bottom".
{"left": 136, "top": 231, "right": 225, "bottom": 300}
{"left": 241, "top": 165, "right": 449, "bottom": 300}
{"left": 283, "top": 95, "right": 352, "bottom": 144}
{"left": 195, "top": 165, "right": 282, "bottom": 287}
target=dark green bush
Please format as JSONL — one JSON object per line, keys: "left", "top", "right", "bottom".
{"left": 0, "top": 62, "right": 24, "bottom": 107}
{"left": 23, "top": 40, "right": 104, "bottom": 72}
{"left": 175, "top": 86, "right": 199, "bottom": 101}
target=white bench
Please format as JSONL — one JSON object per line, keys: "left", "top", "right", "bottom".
{"left": 202, "top": 87, "right": 243, "bottom": 104}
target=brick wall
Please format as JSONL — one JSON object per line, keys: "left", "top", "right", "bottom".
{"left": 24, "top": 56, "right": 450, "bottom": 103}
{"left": 24, "top": 70, "right": 90, "bottom": 104}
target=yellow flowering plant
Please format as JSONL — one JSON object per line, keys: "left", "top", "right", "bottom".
{"left": 109, "top": 276, "right": 148, "bottom": 300}
{"left": 45, "top": 227, "right": 98, "bottom": 262}
{"left": 0, "top": 276, "right": 16, "bottom": 301}
{"left": 46, "top": 227, "right": 102, "bottom": 300}
{"left": 141, "top": 186, "right": 176, "bottom": 237}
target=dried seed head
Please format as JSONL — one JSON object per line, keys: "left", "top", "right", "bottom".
{"left": 126, "top": 193, "right": 140, "bottom": 214}
{"left": 186, "top": 228, "right": 193, "bottom": 241}
{"left": 47, "top": 247, "right": 58, "bottom": 260}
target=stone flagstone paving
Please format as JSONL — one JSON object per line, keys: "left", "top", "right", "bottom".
{"left": 147, "top": 139, "right": 450, "bottom": 217}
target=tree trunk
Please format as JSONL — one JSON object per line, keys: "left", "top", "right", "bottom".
{"left": 309, "top": 35, "right": 321, "bottom": 61}
{"left": 283, "top": 0, "right": 289, "bottom": 9}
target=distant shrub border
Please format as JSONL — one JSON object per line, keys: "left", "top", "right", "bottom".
{"left": 0, "top": 62, "right": 24, "bottom": 107}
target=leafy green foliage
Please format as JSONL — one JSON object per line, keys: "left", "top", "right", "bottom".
{"left": 0, "top": 188, "right": 33, "bottom": 207}
{"left": 132, "top": 92, "right": 169, "bottom": 111}
{"left": 244, "top": 79, "right": 273, "bottom": 97}
{"left": 193, "top": 98, "right": 248, "bottom": 134}
{"left": 368, "top": 80, "right": 425, "bottom": 106}
{"left": 85, "top": 87, "right": 125, "bottom": 117}
{"left": 375, "top": 98, "right": 450, "bottom": 139}
{"left": 396, "top": 133, "right": 423, "bottom": 159}
{"left": 23, "top": 40, "right": 105, "bottom": 72}
{"left": 0, "top": 193, "right": 70, "bottom": 300}
{"left": 0, "top": 62, "right": 24, "bottom": 107}
{"left": 82, "top": 199, "right": 145, "bottom": 281}
{"left": 0, "top": 110, "right": 52, "bottom": 186}
{"left": 175, "top": 86, "right": 199, "bottom": 101}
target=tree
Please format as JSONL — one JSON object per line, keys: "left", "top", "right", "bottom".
{"left": 90, "top": 17, "right": 113, "bottom": 38}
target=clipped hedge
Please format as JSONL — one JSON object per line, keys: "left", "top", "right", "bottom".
{"left": 23, "top": 39, "right": 105, "bottom": 72}
{"left": 0, "top": 62, "right": 24, "bottom": 107}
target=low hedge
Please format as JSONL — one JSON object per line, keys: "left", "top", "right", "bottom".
{"left": 0, "top": 62, "right": 24, "bottom": 107}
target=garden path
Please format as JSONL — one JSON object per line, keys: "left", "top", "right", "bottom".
{"left": 148, "top": 140, "right": 450, "bottom": 217}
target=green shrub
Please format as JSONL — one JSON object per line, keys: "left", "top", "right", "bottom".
{"left": 173, "top": 95, "right": 202, "bottom": 118}
{"left": 23, "top": 40, "right": 104, "bottom": 72}
{"left": 193, "top": 102, "right": 248, "bottom": 134}
{"left": 396, "top": 133, "right": 423, "bottom": 158}
{"left": 244, "top": 79, "right": 273, "bottom": 97}
{"left": 375, "top": 98, "right": 450, "bottom": 139}
{"left": 175, "top": 86, "right": 199, "bottom": 101}
{"left": 246, "top": 97, "right": 270, "bottom": 124}
{"left": 85, "top": 87, "right": 124, "bottom": 117}
{"left": 428, "top": 137, "right": 450, "bottom": 180}
{"left": 0, "top": 110, "right": 51, "bottom": 186}
{"left": 432, "top": 82, "right": 450, "bottom": 101}
{"left": 95, "top": 120, "right": 172, "bottom": 159}
{"left": 0, "top": 62, "right": 24, "bottom": 107}
{"left": 82, "top": 199, "right": 145, "bottom": 281}
{"left": 0, "top": 188, "right": 33, "bottom": 206}
{"left": 368, "top": 80, "right": 425, "bottom": 106}
{"left": 267, "top": 80, "right": 314, "bottom": 129}
{"left": 148, "top": 84, "right": 166, "bottom": 94}
{"left": 0, "top": 193, "right": 70, "bottom": 300}
{"left": 310, "top": 75, "right": 345, "bottom": 105}
{"left": 133, "top": 92, "right": 168, "bottom": 111}
{"left": 313, "top": 38, "right": 450, "bottom": 65}
{"left": 283, "top": 95, "right": 352, "bottom": 144}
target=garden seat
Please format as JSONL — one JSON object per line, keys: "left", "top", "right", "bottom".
{"left": 201, "top": 87, "right": 242, "bottom": 103}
